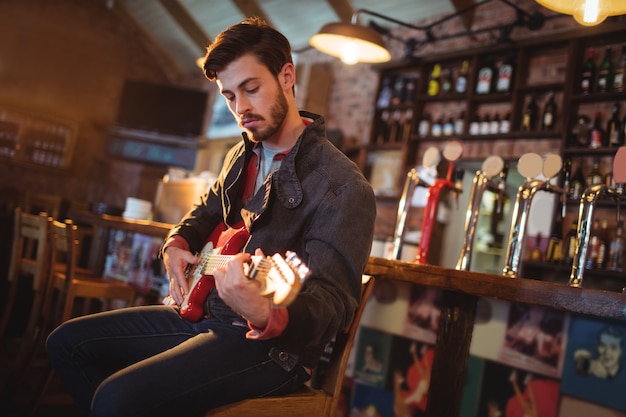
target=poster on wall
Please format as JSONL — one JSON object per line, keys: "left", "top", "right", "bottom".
{"left": 560, "top": 315, "right": 626, "bottom": 413}
{"left": 402, "top": 284, "right": 442, "bottom": 345}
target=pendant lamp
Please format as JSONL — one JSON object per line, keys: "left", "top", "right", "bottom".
{"left": 536, "top": 0, "right": 626, "bottom": 26}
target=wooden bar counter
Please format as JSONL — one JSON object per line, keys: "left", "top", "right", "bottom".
{"left": 363, "top": 257, "right": 626, "bottom": 417}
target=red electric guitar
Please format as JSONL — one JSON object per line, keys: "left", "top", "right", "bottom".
{"left": 165, "top": 222, "right": 310, "bottom": 322}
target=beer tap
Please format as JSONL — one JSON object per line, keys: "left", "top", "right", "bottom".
{"left": 415, "top": 141, "right": 464, "bottom": 265}
{"left": 569, "top": 146, "right": 626, "bottom": 288}
{"left": 502, "top": 153, "right": 563, "bottom": 278}
{"left": 456, "top": 155, "right": 507, "bottom": 271}
{"left": 388, "top": 147, "right": 438, "bottom": 260}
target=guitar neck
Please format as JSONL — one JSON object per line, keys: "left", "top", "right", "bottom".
{"left": 201, "top": 254, "right": 262, "bottom": 276}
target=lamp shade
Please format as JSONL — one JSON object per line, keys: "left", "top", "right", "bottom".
{"left": 309, "top": 22, "right": 391, "bottom": 64}
{"left": 536, "top": 0, "right": 626, "bottom": 26}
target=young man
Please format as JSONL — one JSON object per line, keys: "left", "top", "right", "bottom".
{"left": 46, "top": 17, "right": 376, "bottom": 417}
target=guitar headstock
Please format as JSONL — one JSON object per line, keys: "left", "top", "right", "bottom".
{"left": 253, "top": 251, "right": 310, "bottom": 307}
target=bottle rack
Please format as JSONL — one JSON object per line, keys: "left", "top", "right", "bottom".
{"left": 0, "top": 104, "right": 78, "bottom": 169}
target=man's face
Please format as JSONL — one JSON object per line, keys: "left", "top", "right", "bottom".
{"left": 216, "top": 54, "right": 289, "bottom": 143}
{"left": 598, "top": 332, "right": 623, "bottom": 370}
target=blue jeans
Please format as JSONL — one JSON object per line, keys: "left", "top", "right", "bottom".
{"left": 46, "top": 305, "right": 310, "bottom": 417}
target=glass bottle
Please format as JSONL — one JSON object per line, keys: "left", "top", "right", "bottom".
{"left": 571, "top": 115, "right": 591, "bottom": 147}
{"left": 545, "top": 203, "right": 564, "bottom": 263}
{"left": 490, "top": 113, "right": 500, "bottom": 135}
{"left": 563, "top": 219, "right": 579, "bottom": 265}
{"left": 595, "top": 219, "right": 609, "bottom": 270}
{"left": 586, "top": 158, "right": 604, "bottom": 186}
{"left": 597, "top": 46, "right": 614, "bottom": 93}
{"left": 443, "top": 115, "right": 454, "bottom": 136}
{"left": 455, "top": 60, "right": 469, "bottom": 94}
{"left": 428, "top": 64, "right": 441, "bottom": 96}
{"left": 607, "top": 220, "right": 624, "bottom": 272}
{"left": 568, "top": 160, "right": 587, "bottom": 200}
{"left": 454, "top": 111, "right": 465, "bottom": 135}
{"left": 376, "top": 77, "right": 393, "bottom": 108}
{"left": 496, "top": 53, "right": 515, "bottom": 93}
{"left": 418, "top": 112, "right": 431, "bottom": 138}
{"left": 521, "top": 96, "right": 538, "bottom": 132}
{"left": 581, "top": 48, "right": 596, "bottom": 95}
{"left": 499, "top": 112, "right": 511, "bottom": 134}
{"left": 441, "top": 68, "right": 453, "bottom": 94}
{"left": 431, "top": 115, "right": 443, "bottom": 137}
{"left": 614, "top": 45, "right": 626, "bottom": 93}
{"left": 541, "top": 91, "right": 557, "bottom": 131}
{"left": 586, "top": 219, "right": 601, "bottom": 270}
{"left": 607, "top": 102, "right": 622, "bottom": 147}
{"left": 480, "top": 113, "right": 491, "bottom": 135}
{"left": 475, "top": 56, "right": 494, "bottom": 95}
{"left": 469, "top": 113, "right": 481, "bottom": 135}
{"left": 589, "top": 112, "right": 604, "bottom": 149}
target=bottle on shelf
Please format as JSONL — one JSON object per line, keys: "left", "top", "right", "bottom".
{"left": 418, "top": 112, "right": 431, "bottom": 138}
{"left": 443, "top": 115, "right": 455, "bottom": 136}
{"left": 586, "top": 158, "right": 604, "bottom": 186}
{"left": 431, "top": 115, "right": 444, "bottom": 137}
{"left": 402, "top": 77, "right": 416, "bottom": 105}
{"left": 545, "top": 203, "right": 564, "bottom": 263}
{"left": 571, "top": 115, "right": 591, "bottom": 147}
{"left": 480, "top": 113, "right": 491, "bottom": 135}
{"left": 469, "top": 113, "right": 481, "bottom": 135}
{"left": 499, "top": 112, "right": 511, "bottom": 134}
{"left": 388, "top": 110, "right": 402, "bottom": 143}
{"left": 595, "top": 219, "right": 610, "bottom": 270}
{"left": 521, "top": 95, "right": 538, "bottom": 132}
{"left": 607, "top": 102, "right": 622, "bottom": 147}
{"left": 400, "top": 108, "right": 414, "bottom": 143}
{"left": 441, "top": 68, "right": 453, "bottom": 94}
{"left": 580, "top": 48, "right": 596, "bottom": 95}
{"left": 596, "top": 46, "right": 614, "bottom": 93}
{"left": 475, "top": 56, "right": 495, "bottom": 95}
{"left": 495, "top": 53, "right": 515, "bottom": 94}
{"left": 391, "top": 76, "right": 405, "bottom": 106}
{"left": 541, "top": 91, "right": 557, "bottom": 131}
{"left": 607, "top": 219, "right": 624, "bottom": 272}
{"left": 568, "top": 159, "right": 587, "bottom": 200}
{"left": 428, "top": 64, "right": 441, "bottom": 96}
{"left": 585, "top": 219, "right": 601, "bottom": 270}
{"left": 563, "top": 219, "right": 579, "bottom": 265}
{"left": 589, "top": 112, "right": 604, "bottom": 149}
{"left": 376, "top": 77, "right": 393, "bottom": 108}
{"left": 454, "top": 111, "right": 465, "bottom": 135}
{"left": 455, "top": 60, "right": 469, "bottom": 94}
{"left": 529, "top": 233, "right": 544, "bottom": 262}
{"left": 489, "top": 113, "right": 500, "bottom": 135}
{"left": 614, "top": 45, "right": 626, "bottom": 93}
{"left": 376, "top": 110, "right": 390, "bottom": 144}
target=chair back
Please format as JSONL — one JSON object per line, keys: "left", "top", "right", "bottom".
{"left": 0, "top": 208, "right": 51, "bottom": 342}
{"left": 23, "top": 191, "right": 62, "bottom": 219}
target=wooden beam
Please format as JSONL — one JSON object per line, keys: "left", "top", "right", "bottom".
{"left": 231, "top": 0, "right": 273, "bottom": 26}
{"left": 325, "top": 0, "right": 354, "bottom": 23}
{"left": 450, "top": 0, "right": 476, "bottom": 31}
{"left": 158, "top": 0, "right": 211, "bottom": 51}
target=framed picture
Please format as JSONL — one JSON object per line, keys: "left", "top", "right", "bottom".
{"left": 367, "top": 149, "right": 403, "bottom": 197}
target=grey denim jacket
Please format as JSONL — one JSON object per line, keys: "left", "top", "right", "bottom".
{"left": 165, "top": 111, "right": 376, "bottom": 367}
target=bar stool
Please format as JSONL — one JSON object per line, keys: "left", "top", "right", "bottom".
{"left": 204, "top": 276, "right": 374, "bottom": 417}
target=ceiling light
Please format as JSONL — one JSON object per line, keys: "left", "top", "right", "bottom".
{"left": 309, "top": 22, "right": 391, "bottom": 64}
{"left": 536, "top": 0, "right": 626, "bottom": 26}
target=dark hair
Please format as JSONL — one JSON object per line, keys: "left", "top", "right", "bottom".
{"left": 203, "top": 17, "right": 292, "bottom": 81}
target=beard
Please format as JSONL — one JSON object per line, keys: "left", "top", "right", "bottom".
{"left": 240, "top": 87, "right": 289, "bottom": 143}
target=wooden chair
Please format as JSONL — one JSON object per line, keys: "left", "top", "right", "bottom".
{"left": 48, "top": 218, "right": 137, "bottom": 323}
{"left": 22, "top": 191, "right": 62, "bottom": 220}
{"left": 205, "top": 275, "right": 375, "bottom": 417}
{"left": 0, "top": 208, "right": 51, "bottom": 349}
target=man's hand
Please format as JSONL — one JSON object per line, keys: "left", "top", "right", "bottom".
{"left": 163, "top": 246, "right": 198, "bottom": 305}
{"left": 213, "top": 248, "right": 271, "bottom": 328}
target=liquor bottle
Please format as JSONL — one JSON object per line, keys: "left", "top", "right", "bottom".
{"left": 469, "top": 113, "right": 481, "bottom": 135}
{"left": 607, "top": 220, "right": 624, "bottom": 272}
{"left": 568, "top": 159, "right": 587, "bottom": 200}
{"left": 475, "top": 56, "right": 494, "bottom": 95}
{"left": 402, "top": 77, "right": 416, "bottom": 105}
{"left": 521, "top": 96, "right": 538, "bottom": 132}
{"left": 545, "top": 203, "right": 564, "bottom": 263}
{"left": 607, "top": 102, "right": 622, "bottom": 147}
{"left": 586, "top": 158, "right": 604, "bottom": 186}
{"left": 580, "top": 48, "right": 596, "bottom": 95}
{"left": 563, "top": 219, "right": 579, "bottom": 264}
{"left": 388, "top": 110, "right": 402, "bottom": 143}
{"left": 586, "top": 219, "right": 601, "bottom": 269}
{"left": 431, "top": 115, "right": 443, "bottom": 137}
{"left": 480, "top": 113, "right": 491, "bottom": 135}
{"left": 499, "top": 112, "right": 511, "bottom": 134}
{"left": 376, "top": 110, "right": 390, "bottom": 144}
{"left": 489, "top": 113, "right": 500, "bottom": 134}
{"left": 443, "top": 116, "right": 454, "bottom": 136}
{"left": 391, "top": 76, "right": 405, "bottom": 106}
{"left": 376, "top": 77, "right": 393, "bottom": 108}
{"left": 454, "top": 111, "right": 465, "bottom": 135}
{"left": 455, "top": 60, "right": 469, "bottom": 94}
{"left": 400, "top": 108, "right": 413, "bottom": 143}
{"left": 589, "top": 112, "right": 604, "bottom": 149}
{"left": 541, "top": 91, "right": 557, "bottom": 131}
{"left": 614, "top": 45, "right": 626, "bottom": 92}
{"left": 428, "top": 64, "right": 441, "bottom": 96}
{"left": 418, "top": 112, "right": 431, "bottom": 138}
{"left": 595, "top": 219, "right": 609, "bottom": 269}
{"left": 597, "top": 46, "right": 614, "bottom": 93}
{"left": 441, "top": 68, "right": 453, "bottom": 94}
{"left": 572, "top": 115, "right": 591, "bottom": 147}
{"left": 495, "top": 53, "right": 515, "bottom": 93}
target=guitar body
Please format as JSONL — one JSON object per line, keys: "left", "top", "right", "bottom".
{"left": 180, "top": 222, "right": 250, "bottom": 322}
